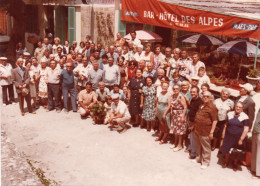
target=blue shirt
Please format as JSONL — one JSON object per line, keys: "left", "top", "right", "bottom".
{"left": 18, "top": 67, "right": 24, "bottom": 80}
{"left": 143, "top": 69, "right": 158, "bottom": 83}
{"left": 107, "top": 52, "right": 119, "bottom": 65}
{"left": 61, "top": 69, "right": 74, "bottom": 88}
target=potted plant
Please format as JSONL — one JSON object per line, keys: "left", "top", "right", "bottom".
{"left": 246, "top": 68, "right": 260, "bottom": 86}
{"left": 91, "top": 103, "right": 106, "bottom": 124}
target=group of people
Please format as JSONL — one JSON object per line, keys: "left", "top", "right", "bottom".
{"left": 0, "top": 31, "right": 259, "bottom": 177}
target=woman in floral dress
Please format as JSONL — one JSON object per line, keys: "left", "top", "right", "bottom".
{"left": 38, "top": 60, "right": 49, "bottom": 109}
{"left": 141, "top": 76, "right": 156, "bottom": 132}
{"left": 164, "top": 84, "right": 187, "bottom": 152}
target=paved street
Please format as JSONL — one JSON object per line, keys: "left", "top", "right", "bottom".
{"left": 1, "top": 104, "right": 259, "bottom": 186}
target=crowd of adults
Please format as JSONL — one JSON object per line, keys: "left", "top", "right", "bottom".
{"left": 0, "top": 31, "right": 259, "bottom": 177}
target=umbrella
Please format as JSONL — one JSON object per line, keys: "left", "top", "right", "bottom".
{"left": 217, "top": 40, "right": 260, "bottom": 80}
{"left": 124, "top": 30, "right": 162, "bottom": 42}
{"left": 177, "top": 33, "right": 224, "bottom": 46}
{"left": 217, "top": 40, "right": 260, "bottom": 57}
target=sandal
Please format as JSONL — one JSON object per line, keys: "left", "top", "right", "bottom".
{"left": 159, "top": 140, "right": 166, "bottom": 144}
{"left": 155, "top": 138, "right": 161, "bottom": 141}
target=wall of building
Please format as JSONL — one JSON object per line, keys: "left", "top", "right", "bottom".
{"left": 81, "top": 4, "right": 115, "bottom": 46}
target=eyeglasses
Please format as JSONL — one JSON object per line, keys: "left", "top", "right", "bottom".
{"left": 67, "top": 66, "right": 72, "bottom": 68}
{"left": 203, "top": 95, "right": 210, "bottom": 98}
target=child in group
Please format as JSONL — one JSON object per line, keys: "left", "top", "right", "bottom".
{"left": 197, "top": 67, "right": 211, "bottom": 89}
{"left": 104, "top": 95, "right": 113, "bottom": 125}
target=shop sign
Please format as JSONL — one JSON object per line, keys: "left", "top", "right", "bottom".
{"left": 121, "top": 0, "right": 260, "bottom": 39}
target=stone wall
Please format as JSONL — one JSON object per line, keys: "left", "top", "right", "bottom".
{"left": 81, "top": 5, "right": 115, "bottom": 46}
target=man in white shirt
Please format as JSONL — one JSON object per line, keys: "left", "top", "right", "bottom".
{"left": 130, "top": 31, "right": 141, "bottom": 46}
{"left": 103, "top": 57, "right": 120, "bottom": 90}
{"left": 178, "top": 49, "right": 192, "bottom": 81}
{"left": 0, "top": 57, "right": 15, "bottom": 106}
{"left": 189, "top": 52, "right": 205, "bottom": 78}
{"left": 133, "top": 44, "right": 144, "bottom": 62}
{"left": 108, "top": 93, "right": 131, "bottom": 134}
{"left": 46, "top": 60, "right": 62, "bottom": 112}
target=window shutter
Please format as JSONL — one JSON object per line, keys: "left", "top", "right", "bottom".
{"left": 55, "top": 6, "right": 66, "bottom": 43}
{"left": 68, "top": 7, "right": 75, "bottom": 45}
{"left": 118, "top": 9, "right": 126, "bottom": 37}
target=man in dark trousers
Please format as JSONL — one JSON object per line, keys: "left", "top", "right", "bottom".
{"left": 12, "top": 58, "right": 36, "bottom": 116}
{"left": 187, "top": 86, "right": 203, "bottom": 159}
{"left": 46, "top": 60, "right": 62, "bottom": 112}
{"left": 61, "top": 62, "right": 77, "bottom": 113}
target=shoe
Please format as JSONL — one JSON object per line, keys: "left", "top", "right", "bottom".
{"left": 201, "top": 165, "right": 208, "bottom": 170}
{"left": 21, "top": 112, "right": 25, "bottom": 116}
{"left": 189, "top": 155, "right": 196, "bottom": 159}
{"left": 252, "top": 175, "right": 260, "bottom": 179}
{"left": 29, "top": 111, "right": 36, "bottom": 114}
{"left": 12, "top": 102, "right": 16, "bottom": 105}
{"left": 155, "top": 138, "right": 160, "bottom": 141}
{"left": 184, "top": 149, "right": 190, "bottom": 153}
{"left": 64, "top": 110, "right": 69, "bottom": 114}
{"left": 3, "top": 103, "right": 7, "bottom": 107}
{"left": 173, "top": 147, "right": 183, "bottom": 152}
{"left": 170, "top": 145, "right": 176, "bottom": 149}
{"left": 159, "top": 140, "right": 166, "bottom": 144}
{"left": 46, "top": 109, "right": 51, "bottom": 112}
{"left": 233, "top": 165, "right": 238, "bottom": 172}
{"left": 191, "top": 159, "right": 201, "bottom": 163}
{"left": 56, "top": 110, "right": 61, "bottom": 113}
{"left": 222, "top": 163, "right": 228, "bottom": 168}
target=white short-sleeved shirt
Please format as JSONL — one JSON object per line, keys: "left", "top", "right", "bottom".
{"left": 0, "top": 63, "right": 12, "bottom": 85}
{"left": 214, "top": 98, "right": 234, "bottom": 121}
{"left": 111, "top": 100, "right": 130, "bottom": 118}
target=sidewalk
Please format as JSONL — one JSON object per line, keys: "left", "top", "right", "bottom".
{"left": 1, "top": 129, "right": 42, "bottom": 185}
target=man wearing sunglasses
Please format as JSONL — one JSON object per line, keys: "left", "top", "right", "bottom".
{"left": 192, "top": 91, "right": 218, "bottom": 169}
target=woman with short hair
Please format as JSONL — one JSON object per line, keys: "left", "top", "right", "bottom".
{"left": 140, "top": 76, "right": 156, "bottom": 131}
{"left": 212, "top": 88, "right": 234, "bottom": 151}
{"left": 221, "top": 102, "right": 249, "bottom": 171}
{"left": 164, "top": 84, "right": 187, "bottom": 152}
{"left": 155, "top": 81, "right": 171, "bottom": 144}
{"left": 128, "top": 68, "right": 145, "bottom": 127}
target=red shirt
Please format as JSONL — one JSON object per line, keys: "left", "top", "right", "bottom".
{"left": 127, "top": 68, "right": 136, "bottom": 81}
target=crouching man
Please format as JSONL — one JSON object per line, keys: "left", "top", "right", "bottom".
{"left": 108, "top": 93, "right": 131, "bottom": 133}
{"left": 78, "top": 82, "right": 97, "bottom": 118}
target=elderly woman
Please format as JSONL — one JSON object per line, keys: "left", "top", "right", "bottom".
{"left": 200, "top": 83, "right": 214, "bottom": 100}
{"left": 52, "top": 37, "right": 62, "bottom": 55}
{"left": 140, "top": 76, "right": 156, "bottom": 132}
{"left": 128, "top": 68, "right": 145, "bottom": 127}
{"left": 38, "top": 59, "right": 49, "bottom": 109}
{"left": 164, "top": 84, "right": 187, "bottom": 151}
{"left": 221, "top": 102, "right": 249, "bottom": 171}
{"left": 155, "top": 81, "right": 171, "bottom": 144}
{"left": 212, "top": 88, "right": 234, "bottom": 151}
{"left": 25, "top": 62, "right": 37, "bottom": 108}
{"left": 133, "top": 44, "right": 144, "bottom": 62}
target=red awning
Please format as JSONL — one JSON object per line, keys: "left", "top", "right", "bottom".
{"left": 121, "top": 0, "right": 260, "bottom": 40}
